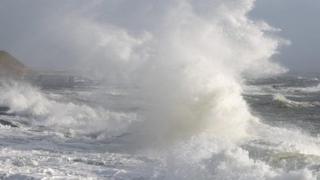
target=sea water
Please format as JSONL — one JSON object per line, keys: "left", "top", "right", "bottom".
{"left": 0, "top": 0, "right": 319, "bottom": 179}
{"left": 0, "top": 73, "right": 319, "bottom": 179}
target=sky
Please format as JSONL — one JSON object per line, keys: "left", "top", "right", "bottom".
{"left": 0, "top": 0, "right": 319, "bottom": 72}
{"left": 251, "top": 0, "right": 320, "bottom": 72}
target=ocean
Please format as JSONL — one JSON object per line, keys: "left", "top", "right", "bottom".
{"left": 0, "top": 73, "right": 319, "bottom": 179}
{"left": 0, "top": 0, "right": 319, "bottom": 179}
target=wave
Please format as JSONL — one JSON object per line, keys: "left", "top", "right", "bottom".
{"left": 2, "top": 0, "right": 288, "bottom": 142}
{"left": 289, "top": 84, "right": 320, "bottom": 93}
{"left": 0, "top": 80, "right": 133, "bottom": 138}
{"left": 2, "top": 0, "right": 320, "bottom": 179}
{"left": 272, "top": 94, "right": 316, "bottom": 108}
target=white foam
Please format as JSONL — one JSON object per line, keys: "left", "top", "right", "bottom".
{"left": 292, "top": 84, "right": 320, "bottom": 93}
{"left": 0, "top": 80, "right": 134, "bottom": 137}
{"left": 1, "top": 0, "right": 319, "bottom": 179}
{"left": 3, "top": 0, "right": 287, "bottom": 142}
{"left": 273, "top": 93, "right": 316, "bottom": 108}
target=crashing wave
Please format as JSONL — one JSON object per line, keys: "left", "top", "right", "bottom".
{"left": 0, "top": 80, "right": 134, "bottom": 137}
{"left": 272, "top": 94, "right": 317, "bottom": 108}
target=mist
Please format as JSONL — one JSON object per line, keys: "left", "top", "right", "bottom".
{"left": 0, "top": 0, "right": 319, "bottom": 73}
{"left": 0, "top": 0, "right": 285, "bottom": 139}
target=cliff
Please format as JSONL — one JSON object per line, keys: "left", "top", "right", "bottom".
{"left": 0, "top": 51, "right": 29, "bottom": 78}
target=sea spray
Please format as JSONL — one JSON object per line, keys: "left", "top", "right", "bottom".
{"left": 0, "top": 80, "right": 133, "bottom": 137}
{"left": 2, "top": 0, "right": 286, "bottom": 141}
{"left": 71, "top": 0, "right": 286, "bottom": 141}
{"left": 0, "top": 0, "right": 320, "bottom": 179}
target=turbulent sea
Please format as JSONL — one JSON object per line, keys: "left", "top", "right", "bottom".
{"left": 0, "top": 73, "right": 320, "bottom": 179}
{"left": 0, "top": 0, "right": 319, "bottom": 179}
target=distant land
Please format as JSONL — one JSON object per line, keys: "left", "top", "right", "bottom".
{"left": 0, "top": 50, "right": 92, "bottom": 88}
{"left": 0, "top": 50, "right": 29, "bottom": 78}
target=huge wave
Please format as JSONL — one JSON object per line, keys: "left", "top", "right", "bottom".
{"left": 3, "top": 0, "right": 286, "bottom": 142}
{"left": 51, "top": 0, "right": 285, "bottom": 140}
{"left": 1, "top": 0, "right": 319, "bottom": 179}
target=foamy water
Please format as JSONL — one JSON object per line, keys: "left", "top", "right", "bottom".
{"left": 1, "top": 75, "right": 320, "bottom": 179}
{"left": 0, "top": 0, "right": 319, "bottom": 179}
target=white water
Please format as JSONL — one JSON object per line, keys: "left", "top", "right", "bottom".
{"left": 289, "top": 84, "right": 320, "bottom": 93}
{"left": 0, "top": 0, "right": 319, "bottom": 179}
{"left": 273, "top": 94, "right": 317, "bottom": 108}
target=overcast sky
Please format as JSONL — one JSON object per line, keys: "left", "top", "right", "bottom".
{"left": 0, "top": 0, "right": 319, "bottom": 72}
{"left": 251, "top": 0, "right": 320, "bottom": 72}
